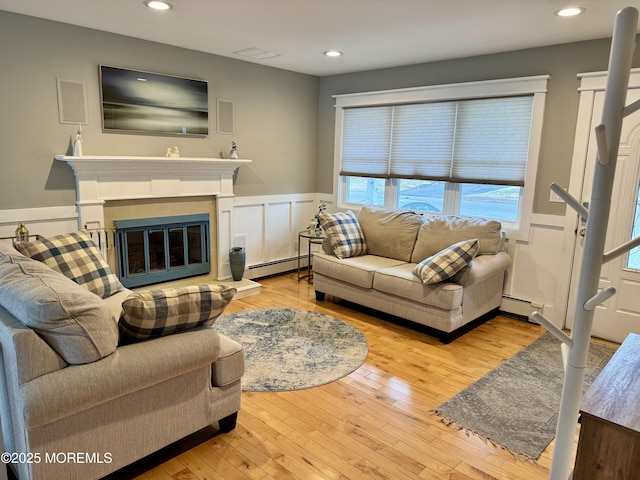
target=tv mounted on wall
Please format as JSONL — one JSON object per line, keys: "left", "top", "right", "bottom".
{"left": 100, "top": 65, "right": 209, "bottom": 137}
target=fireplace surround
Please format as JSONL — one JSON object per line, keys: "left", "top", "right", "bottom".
{"left": 55, "top": 155, "right": 251, "bottom": 281}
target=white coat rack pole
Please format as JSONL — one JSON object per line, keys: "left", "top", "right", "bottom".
{"left": 549, "top": 7, "right": 638, "bottom": 479}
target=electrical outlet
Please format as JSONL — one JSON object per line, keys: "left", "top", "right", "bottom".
{"left": 232, "top": 233, "right": 247, "bottom": 249}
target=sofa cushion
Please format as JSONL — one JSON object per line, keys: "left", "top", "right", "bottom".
{"left": 319, "top": 211, "right": 367, "bottom": 259}
{"left": 411, "top": 216, "right": 502, "bottom": 263}
{"left": 357, "top": 206, "right": 423, "bottom": 262}
{"left": 413, "top": 239, "right": 479, "bottom": 285}
{"left": 373, "top": 263, "right": 464, "bottom": 309}
{"left": 15, "top": 230, "right": 124, "bottom": 299}
{"left": 313, "top": 252, "right": 406, "bottom": 289}
{"left": 119, "top": 284, "right": 237, "bottom": 341}
{"left": 0, "top": 253, "right": 119, "bottom": 365}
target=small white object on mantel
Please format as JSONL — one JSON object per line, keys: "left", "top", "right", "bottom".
{"left": 165, "top": 146, "right": 180, "bottom": 158}
{"left": 229, "top": 141, "right": 239, "bottom": 159}
{"left": 72, "top": 125, "right": 83, "bottom": 156}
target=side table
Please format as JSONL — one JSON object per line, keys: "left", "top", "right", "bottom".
{"left": 297, "top": 231, "right": 325, "bottom": 283}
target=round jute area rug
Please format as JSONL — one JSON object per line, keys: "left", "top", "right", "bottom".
{"left": 214, "top": 308, "right": 368, "bottom": 391}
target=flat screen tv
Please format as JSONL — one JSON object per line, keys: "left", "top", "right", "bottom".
{"left": 100, "top": 65, "right": 209, "bottom": 137}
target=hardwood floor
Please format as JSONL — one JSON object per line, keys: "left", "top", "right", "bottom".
{"left": 129, "top": 272, "right": 612, "bottom": 480}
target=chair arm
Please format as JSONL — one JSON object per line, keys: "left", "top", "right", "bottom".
{"left": 452, "top": 251, "right": 511, "bottom": 287}
{"left": 22, "top": 327, "right": 221, "bottom": 429}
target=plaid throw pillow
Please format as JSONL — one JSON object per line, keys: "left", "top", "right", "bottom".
{"left": 15, "top": 230, "right": 124, "bottom": 299}
{"left": 413, "top": 238, "right": 479, "bottom": 285}
{"left": 319, "top": 211, "right": 367, "bottom": 259}
{"left": 119, "top": 284, "right": 237, "bottom": 341}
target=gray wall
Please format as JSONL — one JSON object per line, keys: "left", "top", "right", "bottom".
{"left": 0, "top": 11, "right": 319, "bottom": 210}
{"left": 3, "top": 9, "right": 640, "bottom": 218}
{"left": 318, "top": 38, "right": 640, "bottom": 215}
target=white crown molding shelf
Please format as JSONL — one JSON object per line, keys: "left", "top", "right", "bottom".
{"left": 55, "top": 155, "right": 251, "bottom": 204}
{"left": 55, "top": 155, "right": 250, "bottom": 178}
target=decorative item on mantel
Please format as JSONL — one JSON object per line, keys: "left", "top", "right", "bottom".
{"left": 310, "top": 203, "right": 327, "bottom": 236}
{"left": 229, "top": 142, "right": 239, "bottom": 159}
{"left": 229, "top": 246, "right": 246, "bottom": 281}
{"left": 165, "top": 146, "right": 180, "bottom": 158}
{"left": 72, "top": 125, "right": 83, "bottom": 156}
{"left": 15, "top": 223, "right": 29, "bottom": 242}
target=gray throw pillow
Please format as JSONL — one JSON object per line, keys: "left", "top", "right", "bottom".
{"left": 119, "top": 284, "right": 237, "bottom": 341}
{"left": 413, "top": 239, "right": 479, "bottom": 284}
{"left": 319, "top": 211, "right": 367, "bottom": 259}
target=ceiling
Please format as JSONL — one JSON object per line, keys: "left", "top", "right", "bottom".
{"left": 0, "top": 1, "right": 637, "bottom": 76}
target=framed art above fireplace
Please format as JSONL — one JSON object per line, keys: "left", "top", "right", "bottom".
{"left": 99, "top": 65, "right": 209, "bottom": 137}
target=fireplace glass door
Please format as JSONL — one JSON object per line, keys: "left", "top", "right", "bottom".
{"left": 116, "top": 214, "right": 210, "bottom": 288}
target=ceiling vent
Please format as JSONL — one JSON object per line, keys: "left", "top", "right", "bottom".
{"left": 233, "top": 47, "right": 279, "bottom": 60}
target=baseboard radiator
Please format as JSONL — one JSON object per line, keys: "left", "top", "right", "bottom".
{"left": 501, "top": 295, "right": 544, "bottom": 322}
{"left": 245, "top": 257, "right": 302, "bottom": 280}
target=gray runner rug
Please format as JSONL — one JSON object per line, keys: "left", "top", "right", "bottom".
{"left": 433, "top": 332, "right": 615, "bottom": 460}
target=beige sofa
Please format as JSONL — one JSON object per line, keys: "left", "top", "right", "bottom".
{"left": 314, "top": 206, "right": 511, "bottom": 343}
{"left": 0, "top": 239, "right": 244, "bottom": 480}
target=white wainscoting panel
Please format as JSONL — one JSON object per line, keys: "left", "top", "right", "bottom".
{"left": 0, "top": 206, "right": 78, "bottom": 239}
{"left": 502, "top": 213, "right": 568, "bottom": 327}
{"left": 233, "top": 194, "right": 330, "bottom": 279}
{"left": 233, "top": 203, "right": 265, "bottom": 267}
{"left": 265, "top": 202, "right": 294, "bottom": 260}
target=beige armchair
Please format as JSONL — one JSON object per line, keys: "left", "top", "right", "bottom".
{"left": 0, "top": 239, "right": 244, "bottom": 480}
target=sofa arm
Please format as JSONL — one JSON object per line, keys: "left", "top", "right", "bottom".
{"left": 452, "top": 251, "right": 511, "bottom": 287}
{"left": 22, "top": 327, "right": 221, "bottom": 429}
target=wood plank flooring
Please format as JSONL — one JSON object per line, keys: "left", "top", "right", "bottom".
{"left": 127, "top": 272, "right": 617, "bottom": 480}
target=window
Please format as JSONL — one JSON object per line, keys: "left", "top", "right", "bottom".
{"left": 333, "top": 76, "right": 548, "bottom": 240}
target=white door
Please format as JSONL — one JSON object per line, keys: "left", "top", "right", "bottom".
{"left": 566, "top": 88, "right": 640, "bottom": 343}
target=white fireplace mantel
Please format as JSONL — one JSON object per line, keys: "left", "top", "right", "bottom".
{"left": 55, "top": 155, "right": 250, "bottom": 204}
{"left": 55, "top": 155, "right": 251, "bottom": 280}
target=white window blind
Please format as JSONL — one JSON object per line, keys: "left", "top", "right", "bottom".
{"left": 340, "top": 95, "right": 533, "bottom": 186}
{"left": 341, "top": 106, "right": 392, "bottom": 177}
{"left": 453, "top": 97, "right": 533, "bottom": 186}
{"left": 390, "top": 102, "right": 456, "bottom": 179}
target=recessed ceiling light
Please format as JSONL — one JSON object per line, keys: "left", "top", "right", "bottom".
{"left": 143, "top": 1, "right": 173, "bottom": 11}
{"left": 324, "top": 51, "right": 343, "bottom": 57}
{"left": 554, "top": 7, "right": 586, "bottom": 17}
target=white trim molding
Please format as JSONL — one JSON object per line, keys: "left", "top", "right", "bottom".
{"left": 333, "top": 75, "right": 550, "bottom": 107}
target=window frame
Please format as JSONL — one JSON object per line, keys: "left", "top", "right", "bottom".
{"left": 333, "top": 75, "right": 549, "bottom": 241}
